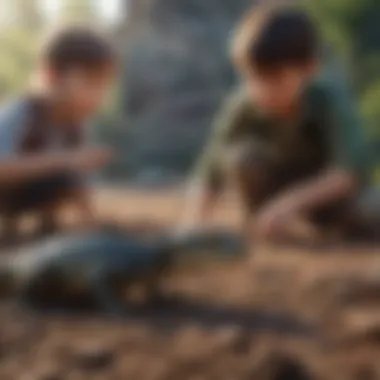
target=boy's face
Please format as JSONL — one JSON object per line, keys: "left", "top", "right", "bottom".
{"left": 48, "top": 64, "right": 116, "bottom": 121}
{"left": 244, "top": 64, "right": 315, "bottom": 118}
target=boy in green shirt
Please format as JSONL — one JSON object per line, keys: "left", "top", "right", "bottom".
{"left": 184, "top": 4, "right": 376, "bottom": 243}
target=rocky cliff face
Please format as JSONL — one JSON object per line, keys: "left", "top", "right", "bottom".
{"left": 120, "top": 0, "right": 252, "bottom": 180}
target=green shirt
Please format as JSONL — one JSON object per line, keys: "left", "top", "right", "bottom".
{"left": 195, "top": 74, "right": 372, "bottom": 192}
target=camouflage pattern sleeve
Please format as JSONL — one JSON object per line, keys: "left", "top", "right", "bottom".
{"left": 191, "top": 89, "right": 253, "bottom": 193}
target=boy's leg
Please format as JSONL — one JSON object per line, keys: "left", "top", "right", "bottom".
{"left": 8, "top": 171, "right": 80, "bottom": 211}
{"left": 224, "top": 141, "right": 281, "bottom": 213}
{"left": 224, "top": 141, "right": 299, "bottom": 238}
{"left": 2, "top": 171, "right": 82, "bottom": 236}
{"left": 224, "top": 142, "right": 380, "bottom": 243}
{"left": 305, "top": 186, "right": 380, "bottom": 242}
{"left": 224, "top": 141, "right": 330, "bottom": 243}
{"left": 344, "top": 187, "right": 380, "bottom": 241}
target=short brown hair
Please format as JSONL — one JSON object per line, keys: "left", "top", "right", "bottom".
{"left": 232, "top": 3, "right": 319, "bottom": 73}
{"left": 40, "top": 25, "right": 116, "bottom": 72}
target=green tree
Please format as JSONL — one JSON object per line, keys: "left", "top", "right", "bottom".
{"left": 59, "top": 0, "right": 100, "bottom": 23}
{"left": 0, "top": 31, "right": 37, "bottom": 99}
{"left": 11, "top": 0, "right": 44, "bottom": 31}
{"left": 306, "top": 0, "right": 380, "bottom": 140}
{"left": 0, "top": 0, "right": 44, "bottom": 100}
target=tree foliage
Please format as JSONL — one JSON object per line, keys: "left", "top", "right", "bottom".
{"left": 11, "top": 0, "right": 44, "bottom": 31}
{"left": 0, "top": 0, "right": 103, "bottom": 101}
{"left": 305, "top": 0, "right": 380, "bottom": 138}
{"left": 59, "top": 0, "right": 100, "bottom": 23}
{"left": 0, "top": 1, "right": 42, "bottom": 100}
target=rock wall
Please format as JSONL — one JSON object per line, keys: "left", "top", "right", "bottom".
{"left": 120, "top": 0, "right": 252, "bottom": 180}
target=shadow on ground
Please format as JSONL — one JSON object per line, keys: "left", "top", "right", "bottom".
{"left": 24, "top": 297, "right": 317, "bottom": 338}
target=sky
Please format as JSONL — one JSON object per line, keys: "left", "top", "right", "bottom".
{"left": 42, "top": 0, "right": 123, "bottom": 23}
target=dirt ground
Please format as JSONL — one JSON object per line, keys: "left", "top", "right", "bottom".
{"left": 2, "top": 187, "right": 380, "bottom": 380}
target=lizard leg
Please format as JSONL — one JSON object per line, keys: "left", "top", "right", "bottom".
{"left": 143, "top": 272, "right": 166, "bottom": 302}
{"left": 91, "top": 271, "right": 130, "bottom": 318}
{"left": 17, "top": 270, "right": 64, "bottom": 313}
{"left": 142, "top": 270, "right": 183, "bottom": 307}
{"left": 17, "top": 271, "right": 50, "bottom": 311}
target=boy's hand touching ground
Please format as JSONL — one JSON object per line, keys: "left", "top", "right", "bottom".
{"left": 254, "top": 196, "right": 319, "bottom": 243}
{"left": 254, "top": 198, "right": 294, "bottom": 240}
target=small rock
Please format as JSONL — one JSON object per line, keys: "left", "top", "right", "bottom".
{"left": 211, "top": 327, "right": 251, "bottom": 355}
{"left": 272, "top": 359, "right": 313, "bottom": 380}
{"left": 353, "top": 366, "right": 377, "bottom": 380}
{"left": 172, "top": 326, "right": 208, "bottom": 359}
{"left": 231, "top": 333, "right": 253, "bottom": 356}
{"left": 252, "top": 352, "right": 315, "bottom": 380}
{"left": 19, "top": 367, "right": 63, "bottom": 380}
{"left": 71, "top": 348, "right": 115, "bottom": 371}
{"left": 35, "top": 375, "right": 62, "bottom": 380}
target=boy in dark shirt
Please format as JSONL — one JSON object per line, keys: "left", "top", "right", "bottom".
{"left": 0, "top": 25, "right": 116, "bottom": 238}
{"left": 184, "top": 4, "right": 376, "bottom": 243}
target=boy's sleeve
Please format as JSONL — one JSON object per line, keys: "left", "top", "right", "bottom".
{"left": 325, "top": 82, "right": 372, "bottom": 181}
{"left": 192, "top": 90, "right": 251, "bottom": 193}
{"left": 0, "top": 100, "right": 28, "bottom": 157}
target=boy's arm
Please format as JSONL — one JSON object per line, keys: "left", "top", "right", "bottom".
{"left": 254, "top": 169, "right": 357, "bottom": 240}
{"left": 182, "top": 90, "right": 250, "bottom": 229}
{"left": 0, "top": 148, "right": 112, "bottom": 185}
{"left": 260, "top": 168, "right": 357, "bottom": 217}
{"left": 289, "top": 80, "right": 369, "bottom": 210}
{"left": 0, "top": 100, "right": 112, "bottom": 185}
{"left": 182, "top": 180, "right": 218, "bottom": 230}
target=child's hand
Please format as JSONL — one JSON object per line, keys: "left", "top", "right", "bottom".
{"left": 71, "top": 148, "right": 115, "bottom": 171}
{"left": 254, "top": 194, "right": 317, "bottom": 242}
{"left": 254, "top": 199, "right": 295, "bottom": 240}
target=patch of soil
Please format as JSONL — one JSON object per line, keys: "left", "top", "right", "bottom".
{"left": 0, "top": 187, "right": 379, "bottom": 379}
